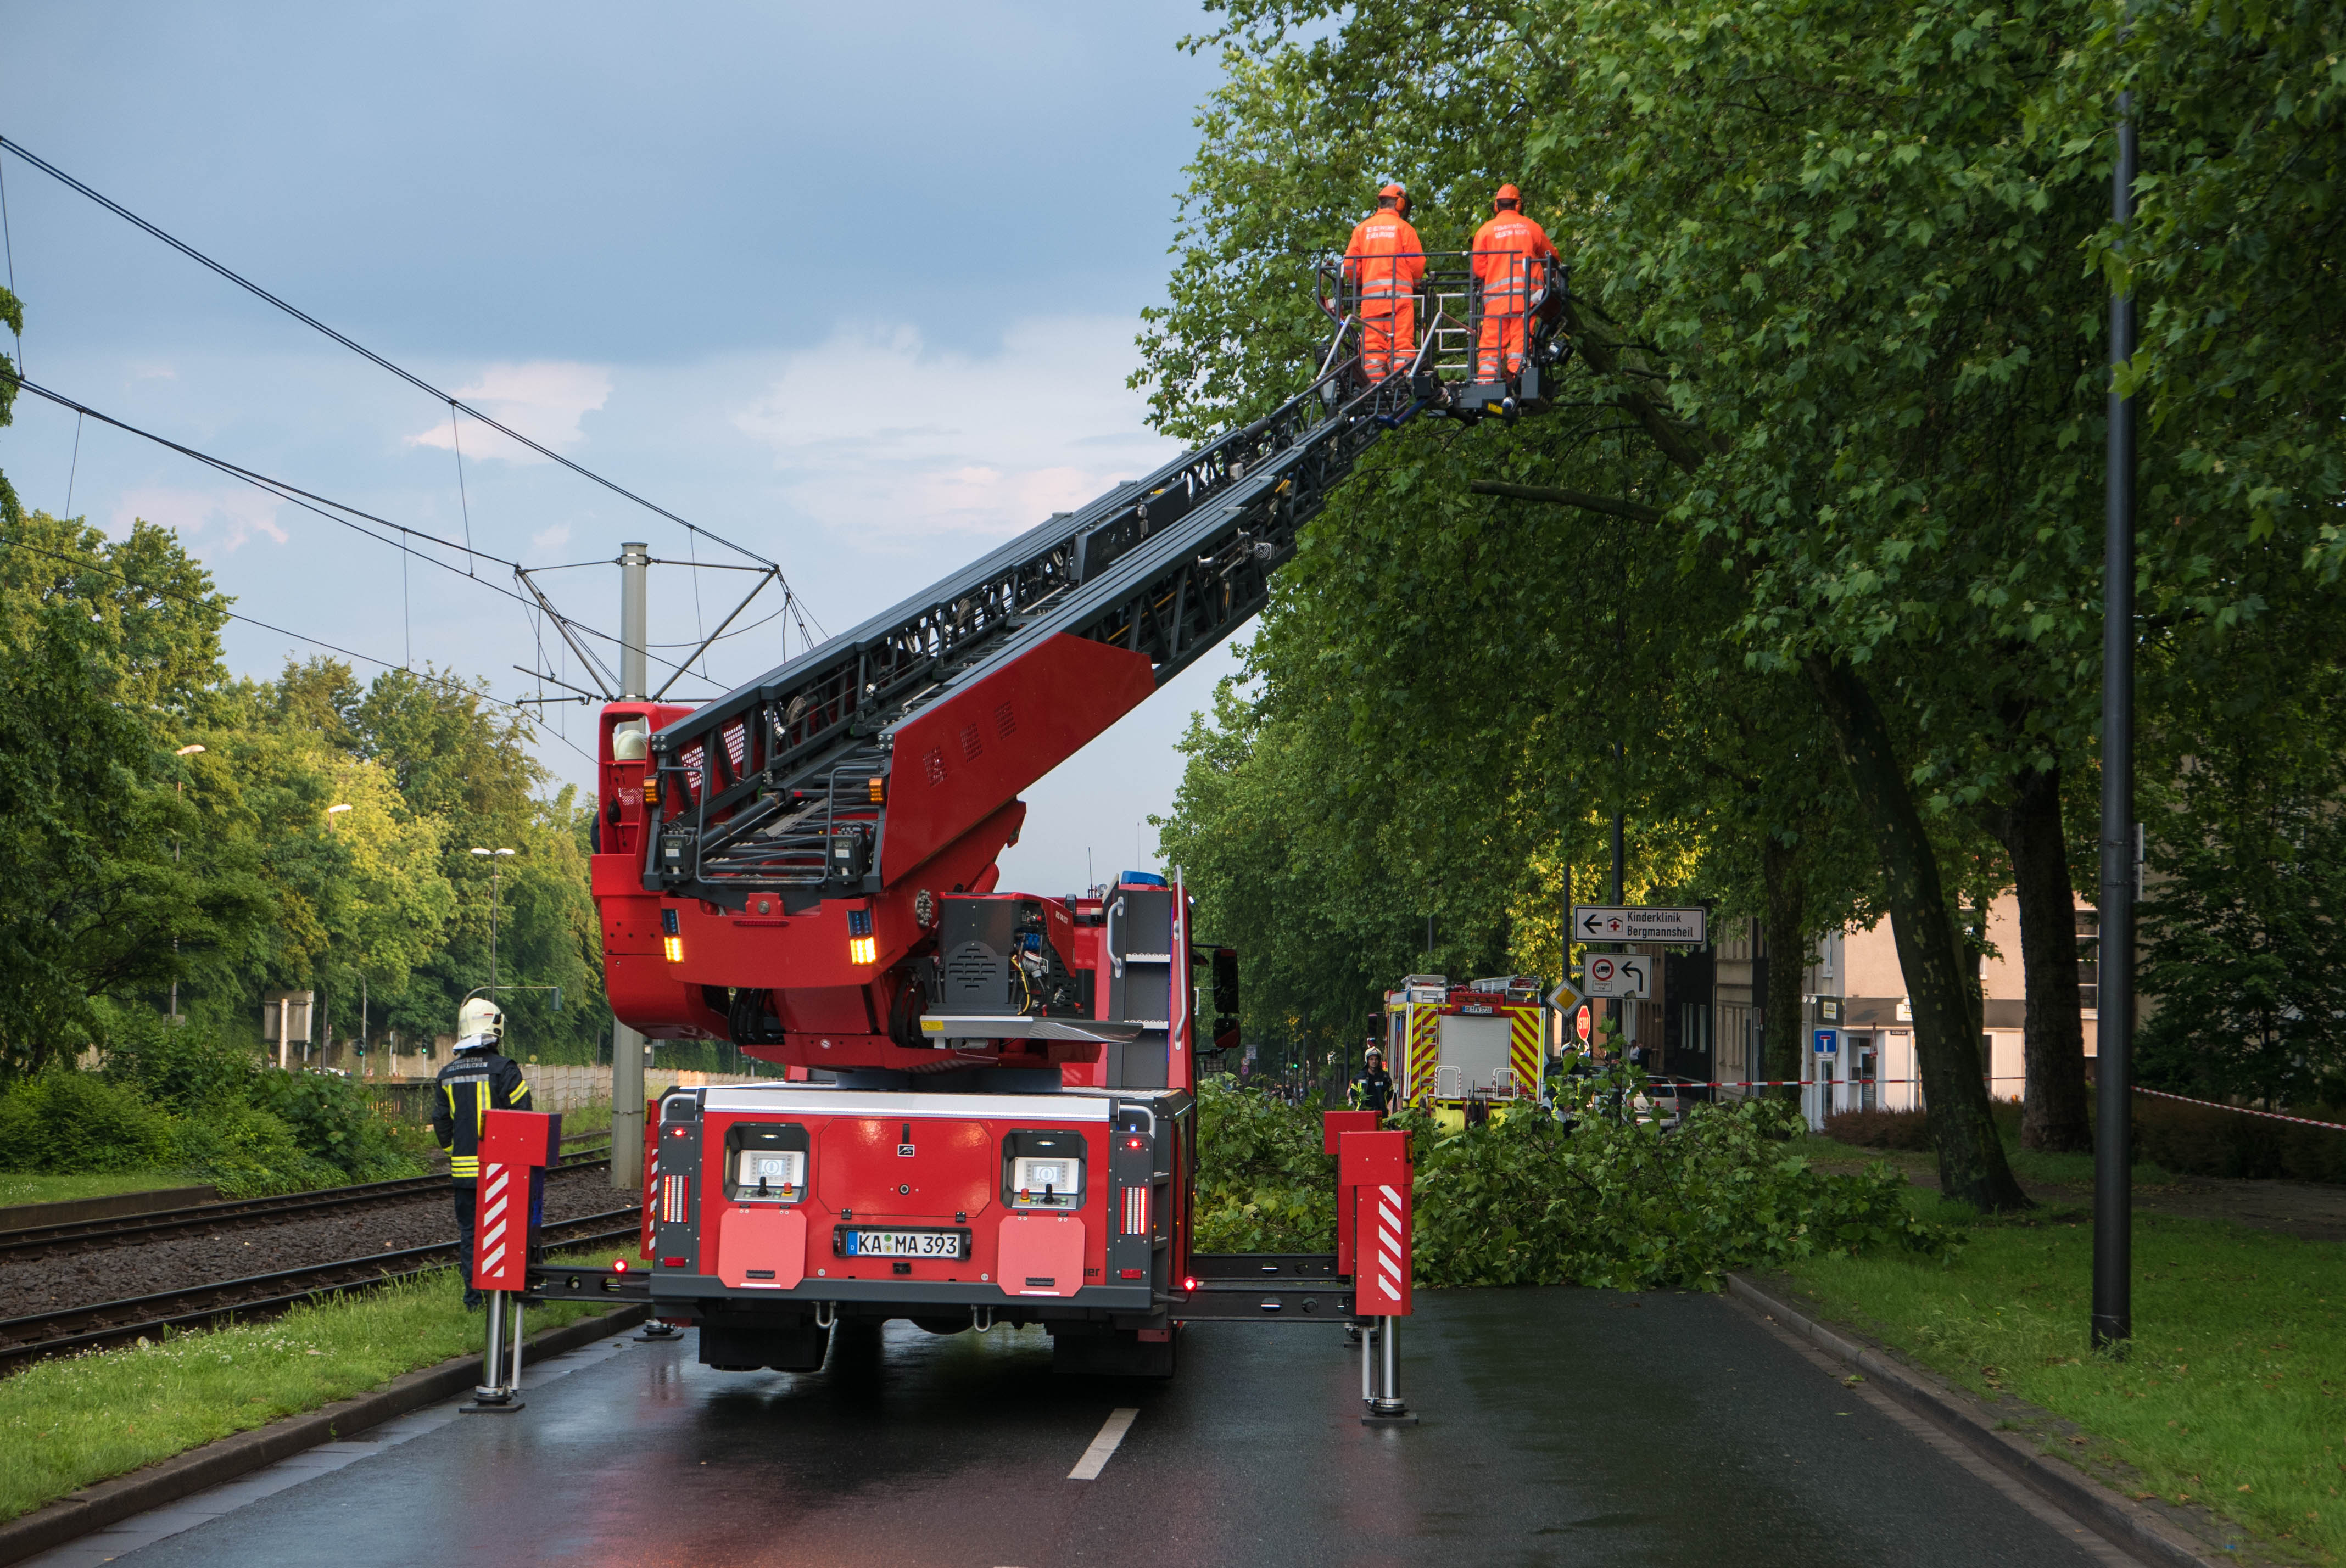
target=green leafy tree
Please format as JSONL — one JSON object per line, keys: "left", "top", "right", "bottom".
{"left": 0, "top": 512, "right": 273, "bottom": 1075}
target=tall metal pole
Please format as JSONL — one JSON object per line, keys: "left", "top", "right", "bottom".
{"left": 619, "top": 541, "right": 650, "bottom": 702}
{"left": 612, "top": 542, "right": 651, "bottom": 1194}
{"left": 2093, "top": 96, "right": 2138, "bottom": 1352}
{"left": 1610, "top": 792, "right": 1626, "bottom": 1041}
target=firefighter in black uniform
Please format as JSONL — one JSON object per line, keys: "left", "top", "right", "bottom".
{"left": 1360, "top": 1044, "right": 1394, "bottom": 1119}
{"left": 433, "top": 998, "right": 533, "bottom": 1308}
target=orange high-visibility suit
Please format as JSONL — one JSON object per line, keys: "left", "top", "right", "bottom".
{"left": 1344, "top": 200, "right": 1426, "bottom": 380}
{"left": 1472, "top": 195, "right": 1557, "bottom": 381}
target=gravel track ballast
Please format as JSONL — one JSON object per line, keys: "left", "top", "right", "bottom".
{"left": 0, "top": 1166, "right": 638, "bottom": 1317}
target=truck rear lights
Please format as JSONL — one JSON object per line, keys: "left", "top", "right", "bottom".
{"left": 848, "top": 935, "right": 877, "bottom": 965}
{"left": 661, "top": 1257, "right": 686, "bottom": 1268}
{"left": 866, "top": 775, "right": 886, "bottom": 804}
{"left": 659, "top": 1174, "right": 690, "bottom": 1224}
{"left": 663, "top": 936, "right": 684, "bottom": 964}
{"left": 661, "top": 908, "right": 680, "bottom": 935}
{"left": 1121, "top": 1185, "right": 1150, "bottom": 1237}
{"left": 1123, "top": 1135, "right": 1147, "bottom": 1151}
{"left": 1119, "top": 1268, "right": 1145, "bottom": 1280}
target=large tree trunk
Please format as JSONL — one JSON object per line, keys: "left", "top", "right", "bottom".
{"left": 1988, "top": 765, "right": 2094, "bottom": 1152}
{"left": 1804, "top": 656, "right": 2032, "bottom": 1212}
{"left": 1761, "top": 833, "right": 1808, "bottom": 1106}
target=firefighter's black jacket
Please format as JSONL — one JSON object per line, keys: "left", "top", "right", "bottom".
{"left": 432, "top": 1046, "right": 532, "bottom": 1184}
{"left": 1360, "top": 1064, "right": 1394, "bottom": 1113}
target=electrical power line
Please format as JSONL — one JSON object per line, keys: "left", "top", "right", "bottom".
{"left": 0, "top": 368, "right": 746, "bottom": 698}
{"left": 0, "top": 148, "right": 20, "bottom": 376}
{"left": 0, "top": 527, "right": 597, "bottom": 765}
{"left": 0, "top": 132, "right": 825, "bottom": 649}
{"left": 0, "top": 368, "right": 736, "bottom": 699}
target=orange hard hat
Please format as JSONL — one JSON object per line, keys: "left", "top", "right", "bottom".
{"left": 1495, "top": 183, "right": 1522, "bottom": 206}
{"left": 1379, "top": 182, "right": 1405, "bottom": 199}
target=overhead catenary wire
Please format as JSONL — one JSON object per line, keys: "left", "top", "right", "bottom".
{"left": 0, "top": 133, "right": 823, "bottom": 651}
{"left": 449, "top": 403, "right": 475, "bottom": 576}
{"left": 0, "top": 148, "right": 20, "bottom": 374}
{"left": 62, "top": 409, "right": 82, "bottom": 517}
{"left": 0, "top": 369, "right": 733, "bottom": 700}
{"left": 0, "top": 527, "right": 598, "bottom": 765}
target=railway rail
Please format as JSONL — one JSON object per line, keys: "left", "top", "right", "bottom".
{"left": 0, "top": 1206, "right": 644, "bottom": 1374}
{"left": 0, "top": 1142, "right": 615, "bottom": 1262}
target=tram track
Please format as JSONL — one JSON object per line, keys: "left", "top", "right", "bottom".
{"left": 0, "top": 1140, "right": 616, "bottom": 1262}
{"left": 0, "top": 1206, "right": 644, "bottom": 1374}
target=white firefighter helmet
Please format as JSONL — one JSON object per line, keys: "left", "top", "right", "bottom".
{"left": 455, "top": 997, "right": 505, "bottom": 1051}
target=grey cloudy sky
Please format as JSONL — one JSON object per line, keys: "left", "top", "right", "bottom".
{"left": 1, "top": 0, "right": 1256, "bottom": 894}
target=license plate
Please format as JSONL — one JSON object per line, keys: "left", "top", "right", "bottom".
{"left": 839, "top": 1229, "right": 965, "bottom": 1259}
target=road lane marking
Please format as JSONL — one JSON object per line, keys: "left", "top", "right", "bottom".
{"left": 1067, "top": 1407, "right": 1140, "bottom": 1480}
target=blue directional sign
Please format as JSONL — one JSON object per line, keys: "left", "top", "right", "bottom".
{"left": 1812, "top": 1028, "right": 1839, "bottom": 1055}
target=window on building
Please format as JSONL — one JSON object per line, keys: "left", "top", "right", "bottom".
{"left": 2076, "top": 910, "right": 2099, "bottom": 1011}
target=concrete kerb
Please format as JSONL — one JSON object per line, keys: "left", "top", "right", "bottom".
{"left": 0, "top": 1301, "right": 652, "bottom": 1568}
{"left": 1724, "top": 1273, "right": 2232, "bottom": 1568}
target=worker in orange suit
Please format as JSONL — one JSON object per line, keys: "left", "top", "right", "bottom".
{"left": 1471, "top": 184, "right": 1557, "bottom": 382}
{"left": 1343, "top": 183, "right": 1426, "bottom": 382}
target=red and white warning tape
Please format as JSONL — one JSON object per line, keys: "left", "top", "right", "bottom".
{"left": 2131, "top": 1085, "right": 2346, "bottom": 1133}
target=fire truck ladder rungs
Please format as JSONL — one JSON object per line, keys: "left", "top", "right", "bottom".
{"left": 645, "top": 259, "right": 1567, "bottom": 902}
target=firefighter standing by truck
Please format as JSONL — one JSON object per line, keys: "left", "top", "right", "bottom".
{"left": 1359, "top": 1044, "right": 1394, "bottom": 1119}
{"left": 433, "top": 998, "right": 534, "bottom": 1308}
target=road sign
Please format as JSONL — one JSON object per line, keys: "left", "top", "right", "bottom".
{"left": 1580, "top": 953, "right": 1654, "bottom": 999}
{"left": 1813, "top": 1028, "right": 1839, "bottom": 1055}
{"left": 1546, "top": 978, "right": 1584, "bottom": 1015}
{"left": 1574, "top": 1005, "right": 1592, "bottom": 1043}
{"left": 1572, "top": 904, "right": 1707, "bottom": 946}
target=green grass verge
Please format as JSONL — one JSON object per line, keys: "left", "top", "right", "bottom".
{"left": 1784, "top": 1203, "right": 2345, "bottom": 1564}
{"left": 0, "top": 1172, "right": 215, "bottom": 1210}
{"left": 557, "top": 1100, "right": 614, "bottom": 1136}
{"left": 1794, "top": 1133, "right": 2176, "bottom": 1190}
{"left": 0, "top": 1267, "right": 632, "bottom": 1524}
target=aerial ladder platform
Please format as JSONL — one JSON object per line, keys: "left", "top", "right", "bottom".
{"left": 534, "top": 250, "right": 1569, "bottom": 1389}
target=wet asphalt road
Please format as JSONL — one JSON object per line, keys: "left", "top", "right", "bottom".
{"left": 63, "top": 1287, "right": 2124, "bottom": 1567}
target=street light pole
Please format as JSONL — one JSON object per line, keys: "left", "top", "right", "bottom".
{"left": 470, "top": 847, "right": 516, "bottom": 988}
{"left": 323, "top": 804, "right": 352, "bottom": 1067}
{"left": 2093, "top": 92, "right": 2139, "bottom": 1353}
{"left": 171, "top": 744, "right": 205, "bottom": 1020}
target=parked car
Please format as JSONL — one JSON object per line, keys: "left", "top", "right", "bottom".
{"left": 1631, "top": 1076, "right": 1687, "bottom": 1132}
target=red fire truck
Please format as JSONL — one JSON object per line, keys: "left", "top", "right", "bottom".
{"left": 534, "top": 251, "right": 1572, "bottom": 1379}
